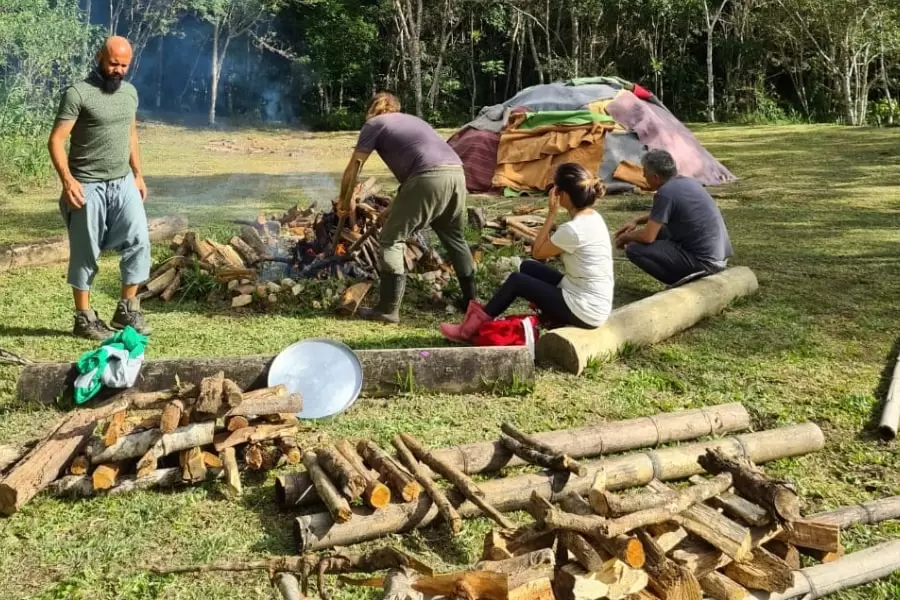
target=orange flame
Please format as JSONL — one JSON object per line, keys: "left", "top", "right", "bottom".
{"left": 335, "top": 243, "right": 347, "bottom": 256}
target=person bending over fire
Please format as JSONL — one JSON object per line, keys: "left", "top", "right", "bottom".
{"left": 338, "top": 92, "right": 477, "bottom": 324}
{"left": 440, "top": 163, "right": 614, "bottom": 343}
{"left": 47, "top": 36, "right": 151, "bottom": 340}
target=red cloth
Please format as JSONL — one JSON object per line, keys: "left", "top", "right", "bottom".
{"left": 472, "top": 315, "right": 539, "bottom": 347}
{"left": 632, "top": 83, "right": 653, "bottom": 101}
{"left": 447, "top": 127, "right": 501, "bottom": 194}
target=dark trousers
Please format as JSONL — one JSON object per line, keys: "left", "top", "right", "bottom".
{"left": 483, "top": 260, "right": 593, "bottom": 328}
{"left": 624, "top": 227, "right": 714, "bottom": 285}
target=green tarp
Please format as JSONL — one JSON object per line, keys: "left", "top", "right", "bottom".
{"left": 516, "top": 110, "right": 615, "bottom": 130}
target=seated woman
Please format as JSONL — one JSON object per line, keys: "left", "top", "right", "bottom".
{"left": 441, "top": 163, "right": 614, "bottom": 343}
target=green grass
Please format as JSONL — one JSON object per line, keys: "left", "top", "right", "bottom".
{"left": 1, "top": 122, "right": 899, "bottom": 599}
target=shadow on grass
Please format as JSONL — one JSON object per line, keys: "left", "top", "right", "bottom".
{"left": 0, "top": 325, "right": 70, "bottom": 338}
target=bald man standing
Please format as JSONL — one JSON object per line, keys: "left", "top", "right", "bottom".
{"left": 48, "top": 37, "right": 151, "bottom": 339}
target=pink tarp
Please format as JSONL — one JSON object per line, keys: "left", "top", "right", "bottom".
{"left": 605, "top": 91, "right": 737, "bottom": 186}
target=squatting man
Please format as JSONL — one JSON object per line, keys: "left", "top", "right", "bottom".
{"left": 48, "top": 36, "right": 152, "bottom": 340}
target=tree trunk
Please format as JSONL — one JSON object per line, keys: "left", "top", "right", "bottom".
{"left": 470, "top": 11, "right": 477, "bottom": 118}
{"left": 84, "top": 0, "right": 92, "bottom": 24}
{"left": 504, "top": 12, "right": 521, "bottom": 100}
{"left": 527, "top": 21, "right": 544, "bottom": 84}
{"left": 156, "top": 36, "right": 164, "bottom": 109}
{"left": 209, "top": 20, "right": 220, "bottom": 126}
{"left": 707, "top": 27, "right": 716, "bottom": 122}
{"left": 428, "top": 3, "right": 454, "bottom": 112}
{"left": 571, "top": 5, "right": 579, "bottom": 78}
{"left": 881, "top": 36, "right": 894, "bottom": 125}
{"left": 544, "top": 0, "right": 552, "bottom": 80}
{"left": 411, "top": 0, "right": 424, "bottom": 117}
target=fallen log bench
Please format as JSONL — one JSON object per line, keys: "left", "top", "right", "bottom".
{"left": 535, "top": 266, "right": 759, "bottom": 374}
{"left": 16, "top": 346, "right": 535, "bottom": 404}
{"left": 0, "top": 215, "right": 189, "bottom": 274}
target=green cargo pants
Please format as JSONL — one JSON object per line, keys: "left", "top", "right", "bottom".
{"left": 379, "top": 166, "right": 474, "bottom": 279}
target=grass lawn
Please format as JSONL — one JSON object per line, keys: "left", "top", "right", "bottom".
{"left": 1, "top": 121, "right": 899, "bottom": 599}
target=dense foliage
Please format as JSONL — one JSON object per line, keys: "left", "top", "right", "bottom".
{"left": 1, "top": 0, "right": 898, "bottom": 182}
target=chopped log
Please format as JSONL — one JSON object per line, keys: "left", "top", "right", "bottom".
{"left": 591, "top": 487, "right": 670, "bottom": 517}
{"left": 103, "top": 411, "right": 127, "bottom": 447}
{"left": 413, "top": 571, "right": 507, "bottom": 600}
{"left": 761, "top": 538, "right": 900, "bottom": 600}
{"left": 482, "top": 525, "right": 556, "bottom": 561}
{"left": 803, "top": 547, "right": 844, "bottom": 563}
{"left": 68, "top": 454, "right": 89, "bottom": 476}
{"left": 222, "top": 379, "right": 243, "bottom": 408}
{"left": 392, "top": 436, "right": 461, "bottom": 535}
{"left": 499, "top": 434, "right": 586, "bottom": 478}
{"left": 92, "top": 463, "right": 121, "bottom": 490}
{"left": 358, "top": 440, "right": 422, "bottom": 502}
{"left": 0, "top": 441, "right": 37, "bottom": 474}
{"left": 337, "top": 282, "right": 372, "bottom": 315}
{"left": 722, "top": 548, "right": 793, "bottom": 593}
{"left": 229, "top": 236, "right": 262, "bottom": 265}
{"left": 294, "top": 424, "right": 825, "bottom": 552}
{"left": 509, "top": 572, "right": 554, "bottom": 600}
{"left": 49, "top": 467, "right": 223, "bottom": 498}
{"left": 558, "top": 492, "right": 646, "bottom": 569}
{"left": 636, "top": 530, "right": 702, "bottom": 600}
{"left": 554, "top": 561, "right": 648, "bottom": 600}
{"left": 181, "top": 447, "right": 208, "bottom": 483}
{"left": 500, "top": 422, "right": 586, "bottom": 476}
{"left": 647, "top": 480, "right": 752, "bottom": 562}
{"left": 317, "top": 446, "right": 367, "bottom": 501}
{"left": 273, "top": 572, "right": 304, "bottom": 600}
{"left": 748, "top": 522, "right": 783, "bottom": 549}
{"left": 244, "top": 443, "right": 272, "bottom": 471}
{"left": 398, "top": 433, "right": 515, "bottom": 530}
{"left": 220, "top": 447, "right": 242, "bottom": 498}
{"left": 765, "top": 540, "right": 802, "bottom": 570}
{"left": 240, "top": 226, "right": 272, "bottom": 260}
{"left": 226, "top": 392, "right": 302, "bottom": 417}
{"left": 208, "top": 239, "right": 245, "bottom": 268}
{"left": 646, "top": 522, "right": 688, "bottom": 553}
{"left": 688, "top": 475, "right": 771, "bottom": 527}
{"left": 698, "top": 448, "right": 800, "bottom": 524}
{"left": 160, "top": 400, "right": 185, "bottom": 434}
{"left": 699, "top": 572, "right": 750, "bottom": 600}
{"left": 808, "top": 494, "right": 900, "bottom": 528}
{"left": 535, "top": 473, "right": 733, "bottom": 539}
{"left": 776, "top": 518, "right": 840, "bottom": 552}
{"left": 90, "top": 422, "right": 215, "bottom": 464}
{"left": 227, "top": 416, "right": 250, "bottom": 432}
{"left": 669, "top": 539, "right": 729, "bottom": 576}
{"left": 243, "top": 384, "right": 287, "bottom": 401}
{"left": 159, "top": 269, "right": 183, "bottom": 302}
{"left": 558, "top": 531, "right": 606, "bottom": 572}
{"left": 475, "top": 548, "right": 555, "bottom": 574}
{"left": 136, "top": 450, "right": 158, "bottom": 479}
{"left": 277, "top": 437, "right": 302, "bottom": 466}
{"left": 335, "top": 439, "right": 391, "bottom": 509}
{"left": 202, "top": 451, "right": 223, "bottom": 469}
{"left": 213, "top": 423, "right": 297, "bottom": 451}
{"left": 194, "top": 371, "right": 225, "bottom": 420}
{"left": 142, "top": 267, "right": 178, "bottom": 298}
{"left": 302, "top": 450, "right": 352, "bottom": 523}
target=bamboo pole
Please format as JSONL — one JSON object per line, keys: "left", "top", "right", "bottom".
{"left": 279, "top": 403, "right": 751, "bottom": 508}
{"left": 294, "top": 423, "right": 824, "bottom": 551}
{"left": 878, "top": 354, "right": 900, "bottom": 440}
{"left": 809, "top": 495, "right": 900, "bottom": 528}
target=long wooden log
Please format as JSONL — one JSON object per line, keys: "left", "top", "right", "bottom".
{"left": 698, "top": 448, "right": 801, "bottom": 523}
{"left": 302, "top": 451, "right": 352, "bottom": 523}
{"left": 48, "top": 466, "right": 223, "bottom": 498}
{"left": 294, "top": 423, "right": 824, "bottom": 551}
{"left": 357, "top": 440, "right": 421, "bottom": 502}
{"left": 0, "top": 215, "right": 188, "bottom": 274}
{"left": 398, "top": 433, "right": 515, "bottom": 530}
{"left": 335, "top": 439, "right": 391, "bottom": 509}
{"left": 317, "top": 446, "right": 367, "bottom": 501}
{"left": 500, "top": 423, "right": 585, "bottom": 476}
{"left": 878, "top": 353, "right": 900, "bottom": 440}
{"left": 535, "top": 266, "right": 759, "bottom": 374}
{"left": 392, "top": 436, "right": 461, "bottom": 536}
{"left": 17, "top": 348, "right": 536, "bottom": 404}
{"left": 226, "top": 393, "right": 303, "bottom": 417}
{"left": 754, "top": 538, "right": 900, "bottom": 600}
{"left": 89, "top": 422, "right": 215, "bottom": 464}
{"left": 279, "top": 403, "right": 751, "bottom": 508}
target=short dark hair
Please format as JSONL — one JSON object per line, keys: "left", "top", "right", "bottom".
{"left": 554, "top": 163, "right": 605, "bottom": 209}
{"left": 641, "top": 149, "right": 678, "bottom": 180}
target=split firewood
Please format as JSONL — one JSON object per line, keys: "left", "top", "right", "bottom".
{"left": 142, "top": 267, "right": 178, "bottom": 298}
{"left": 91, "top": 422, "right": 215, "bottom": 464}
{"left": 668, "top": 538, "right": 729, "bottom": 577}
{"left": 475, "top": 548, "right": 555, "bottom": 574}
{"left": 242, "top": 384, "right": 287, "bottom": 401}
{"left": 0, "top": 441, "right": 37, "bottom": 474}
{"left": 698, "top": 448, "right": 801, "bottom": 524}
{"left": 635, "top": 529, "right": 702, "bottom": 600}
{"left": 160, "top": 269, "right": 183, "bottom": 302}
{"left": 273, "top": 572, "right": 304, "bottom": 600}
{"left": 222, "top": 379, "right": 243, "bottom": 409}
{"left": 481, "top": 525, "right": 557, "bottom": 562}
{"left": 764, "top": 540, "right": 802, "bottom": 570}
{"left": 220, "top": 447, "right": 242, "bottom": 498}
{"left": 103, "top": 411, "right": 127, "bottom": 447}
{"left": 699, "top": 571, "right": 750, "bottom": 600}
{"left": 226, "top": 391, "right": 302, "bottom": 417}
{"left": 202, "top": 451, "right": 223, "bottom": 469}
{"left": 803, "top": 545, "right": 845, "bottom": 563}
{"left": 213, "top": 423, "right": 297, "bottom": 452}
{"left": 148, "top": 255, "right": 185, "bottom": 281}
{"left": 555, "top": 560, "right": 648, "bottom": 600}
{"left": 194, "top": 371, "right": 226, "bottom": 420}
{"left": 239, "top": 226, "right": 272, "bottom": 260}
{"left": 208, "top": 239, "right": 245, "bottom": 268}
{"left": 412, "top": 571, "right": 507, "bottom": 600}
{"left": 229, "top": 236, "right": 262, "bottom": 265}
{"left": 303, "top": 450, "right": 352, "bottom": 523}
{"left": 688, "top": 475, "right": 771, "bottom": 527}
{"left": 647, "top": 479, "right": 752, "bottom": 562}
{"left": 226, "top": 415, "right": 250, "bottom": 432}
{"left": 722, "top": 547, "right": 793, "bottom": 593}
{"left": 357, "top": 440, "right": 421, "bottom": 502}
{"left": 335, "top": 439, "right": 391, "bottom": 509}
{"left": 68, "top": 454, "right": 89, "bottom": 476}
{"left": 317, "top": 445, "right": 367, "bottom": 501}
{"left": 245, "top": 443, "right": 275, "bottom": 471}
{"left": 392, "top": 436, "right": 461, "bottom": 535}
{"left": 557, "top": 492, "right": 646, "bottom": 569}
{"left": 558, "top": 531, "right": 606, "bottom": 572}
{"left": 499, "top": 434, "right": 586, "bottom": 477}
{"left": 646, "top": 522, "right": 689, "bottom": 553}
{"left": 180, "top": 447, "right": 208, "bottom": 483}
{"left": 277, "top": 437, "right": 302, "bottom": 466}
{"left": 398, "top": 433, "right": 515, "bottom": 530}
{"left": 92, "top": 463, "right": 121, "bottom": 491}
{"left": 337, "top": 282, "right": 372, "bottom": 316}
{"left": 777, "top": 518, "right": 841, "bottom": 553}
{"left": 160, "top": 400, "right": 185, "bottom": 434}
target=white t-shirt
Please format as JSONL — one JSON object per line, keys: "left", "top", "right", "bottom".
{"left": 550, "top": 210, "right": 614, "bottom": 327}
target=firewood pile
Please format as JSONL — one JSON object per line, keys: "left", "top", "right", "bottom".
{"left": 0, "top": 375, "right": 303, "bottom": 506}
{"left": 138, "top": 177, "right": 453, "bottom": 311}
{"left": 475, "top": 204, "right": 556, "bottom": 250}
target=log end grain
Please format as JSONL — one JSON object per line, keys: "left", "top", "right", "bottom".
{"left": 621, "top": 537, "right": 647, "bottom": 569}
{"left": 368, "top": 481, "right": 392, "bottom": 509}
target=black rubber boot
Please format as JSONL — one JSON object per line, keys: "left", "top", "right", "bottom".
{"left": 358, "top": 274, "right": 406, "bottom": 324}
{"left": 456, "top": 274, "right": 480, "bottom": 311}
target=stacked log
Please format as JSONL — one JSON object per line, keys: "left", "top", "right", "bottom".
{"left": 477, "top": 209, "right": 555, "bottom": 251}
{"left": 6, "top": 377, "right": 304, "bottom": 506}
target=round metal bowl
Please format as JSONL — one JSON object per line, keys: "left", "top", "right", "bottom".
{"left": 267, "top": 338, "right": 363, "bottom": 420}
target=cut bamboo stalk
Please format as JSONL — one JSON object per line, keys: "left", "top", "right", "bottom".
{"left": 698, "top": 448, "right": 801, "bottom": 523}
{"left": 636, "top": 529, "right": 702, "bottom": 600}
{"left": 302, "top": 450, "right": 351, "bottom": 523}
{"left": 877, "top": 353, "right": 900, "bottom": 440}
{"left": 357, "top": 440, "right": 421, "bottom": 502}
{"left": 294, "top": 423, "right": 824, "bottom": 552}
{"left": 700, "top": 571, "right": 750, "bottom": 600}
{"left": 723, "top": 548, "right": 793, "bottom": 593}
{"left": 500, "top": 422, "right": 585, "bottom": 476}
{"left": 688, "top": 475, "right": 770, "bottom": 527}
{"left": 90, "top": 422, "right": 215, "bottom": 464}
{"left": 398, "top": 433, "right": 515, "bottom": 530}
{"left": 280, "top": 403, "right": 751, "bottom": 507}
{"left": 558, "top": 492, "right": 645, "bottom": 569}
{"left": 317, "top": 446, "right": 367, "bottom": 501}
{"left": 392, "top": 435, "right": 461, "bottom": 536}
{"left": 808, "top": 494, "right": 900, "bottom": 528}
{"left": 334, "top": 439, "right": 391, "bottom": 509}
{"left": 220, "top": 447, "right": 242, "bottom": 498}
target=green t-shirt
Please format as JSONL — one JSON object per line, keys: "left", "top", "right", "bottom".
{"left": 55, "top": 74, "right": 139, "bottom": 183}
